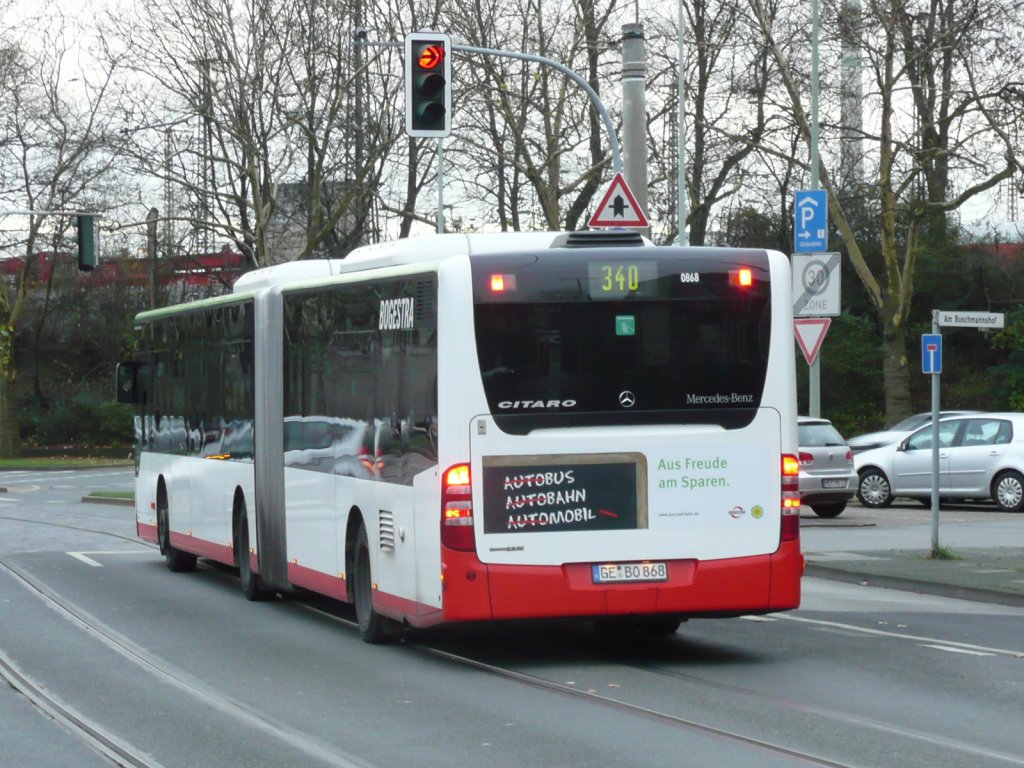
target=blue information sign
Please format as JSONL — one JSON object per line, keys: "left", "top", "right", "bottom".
{"left": 794, "top": 190, "right": 828, "bottom": 253}
{"left": 921, "top": 333, "right": 942, "bottom": 374}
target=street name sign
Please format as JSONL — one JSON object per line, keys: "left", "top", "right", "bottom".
{"left": 936, "top": 310, "right": 1005, "bottom": 329}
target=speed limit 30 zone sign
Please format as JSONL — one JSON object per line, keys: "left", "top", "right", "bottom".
{"left": 792, "top": 252, "right": 841, "bottom": 317}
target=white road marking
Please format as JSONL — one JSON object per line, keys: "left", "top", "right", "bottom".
{"left": 779, "top": 613, "right": 1024, "bottom": 658}
{"left": 920, "top": 644, "right": 996, "bottom": 657}
{"left": 68, "top": 552, "right": 103, "bottom": 567}
{"left": 67, "top": 550, "right": 153, "bottom": 567}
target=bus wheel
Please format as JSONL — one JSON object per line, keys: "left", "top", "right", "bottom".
{"left": 157, "top": 490, "right": 196, "bottom": 573}
{"left": 353, "top": 526, "right": 392, "bottom": 644}
{"left": 235, "top": 499, "right": 272, "bottom": 601}
{"left": 594, "top": 616, "right": 681, "bottom": 637}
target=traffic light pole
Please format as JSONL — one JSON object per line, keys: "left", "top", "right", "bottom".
{"left": 358, "top": 35, "right": 623, "bottom": 173}
{"left": 437, "top": 136, "right": 445, "bottom": 233}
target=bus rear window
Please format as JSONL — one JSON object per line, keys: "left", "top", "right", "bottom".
{"left": 472, "top": 248, "right": 772, "bottom": 433}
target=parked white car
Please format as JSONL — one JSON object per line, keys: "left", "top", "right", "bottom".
{"left": 847, "top": 410, "right": 981, "bottom": 454}
{"left": 854, "top": 413, "right": 1024, "bottom": 512}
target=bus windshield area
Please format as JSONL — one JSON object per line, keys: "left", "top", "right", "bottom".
{"left": 472, "top": 249, "right": 772, "bottom": 433}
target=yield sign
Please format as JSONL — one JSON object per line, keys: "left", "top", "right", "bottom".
{"left": 588, "top": 172, "right": 649, "bottom": 228}
{"left": 794, "top": 317, "right": 831, "bottom": 365}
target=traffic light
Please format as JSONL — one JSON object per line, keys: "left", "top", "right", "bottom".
{"left": 74, "top": 214, "right": 99, "bottom": 272}
{"left": 404, "top": 32, "right": 452, "bottom": 138}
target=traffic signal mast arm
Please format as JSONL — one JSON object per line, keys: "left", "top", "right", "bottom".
{"left": 360, "top": 34, "right": 622, "bottom": 173}
{"left": 453, "top": 43, "right": 622, "bottom": 173}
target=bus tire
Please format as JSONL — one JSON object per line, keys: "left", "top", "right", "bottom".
{"left": 157, "top": 486, "right": 196, "bottom": 573}
{"left": 353, "top": 525, "right": 392, "bottom": 644}
{"left": 594, "top": 616, "right": 681, "bottom": 637}
{"left": 235, "top": 497, "right": 272, "bottom": 601}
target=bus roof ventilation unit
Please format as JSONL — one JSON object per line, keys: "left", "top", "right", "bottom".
{"left": 553, "top": 230, "right": 646, "bottom": 249}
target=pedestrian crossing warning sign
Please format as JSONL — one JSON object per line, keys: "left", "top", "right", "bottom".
{"left": 588, "top": 172, "right": 649, "bottom": 228}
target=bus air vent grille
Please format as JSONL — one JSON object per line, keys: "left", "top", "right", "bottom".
{"left": 554, "top": 230, "right": 645, "bottom": 249}
{"left": 415, "top": 279, "right": 437, "bottom": 323}
{"left": 379, "top": 510, "right": 396, "bottom": 551}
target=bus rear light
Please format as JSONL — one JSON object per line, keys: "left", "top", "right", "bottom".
{"left": 781, "top": 454, "right": 801, "bottom": 542}
{"left": 489, "top": 273, "right": 517, "bottom": 293}
{"left": 729, "top": 267, "right": 754, "bottom": 287}
{"left": 441, "top": 463, "right": 476, "bottom": 551}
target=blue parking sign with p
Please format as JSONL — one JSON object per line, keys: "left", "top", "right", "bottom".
{"left": 794, "top": 190, "right": 828, "bottom": 253}
{"left": 922, "top": 333, "right": 942, "bottom": 374}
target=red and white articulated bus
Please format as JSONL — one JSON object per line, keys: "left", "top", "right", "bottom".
{"left": 117, "top": 230, "right": 802, "bottom": 643}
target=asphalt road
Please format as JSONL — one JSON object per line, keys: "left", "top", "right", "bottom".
{"left": 1, "top": 468, "right": 1022, "bottom": 768}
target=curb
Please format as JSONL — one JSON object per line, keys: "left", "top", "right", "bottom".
{"left": 81, "top": 496, "right": 135, "bottom": 508}
{"left": 806, "top": 562, "right": 1024, "bottom": 608}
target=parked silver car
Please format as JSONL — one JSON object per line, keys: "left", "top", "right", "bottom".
{"left": 798, "top": 416, "right": 857, "bottom": 518}
{"left": 847, "top": 410, "right": 982, "bottom": 453}
{"left": 854, "top": 412, "right": 1024, "bottom": 512}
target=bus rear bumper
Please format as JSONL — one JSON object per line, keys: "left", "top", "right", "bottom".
{"left": 442, "top": 541, "right": 803, "bottom": 622}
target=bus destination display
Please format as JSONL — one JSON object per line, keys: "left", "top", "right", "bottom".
{"left": 482, "top": 457, "right": 642, "bottom": 534}
{"left": 587, "top": 261, "right": 657, "bottom": 299}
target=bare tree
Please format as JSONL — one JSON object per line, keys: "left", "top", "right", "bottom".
{"left": 642, "top": 0, "right": 782, "bottom": 245}
{"left": 110, "top": 0, "right": 404, "bottom": 267}
{"left": 446, "top": 0, "right": 616, "bottom": 231}
{"left": 747, "top": 0, "right": 1024, "bottom": 423}
{"left": 0, "top": 12, "right": 123, "bottom": 456}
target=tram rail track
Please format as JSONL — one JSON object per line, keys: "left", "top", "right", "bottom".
{"left": 4, "top": 538, "right": 856, "bottom": 768}
{"left": 0, "top": 558, "right": 373, "bottom": 768}
{"left": 3, "top": 511, "right": 1020, "bottom": 768}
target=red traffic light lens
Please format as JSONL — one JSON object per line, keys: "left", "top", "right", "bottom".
{"left": 418, "top": 44, "right": 445, "bottom": 70}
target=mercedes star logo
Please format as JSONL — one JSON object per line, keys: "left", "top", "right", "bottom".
{"left": 619, "top": 390, "right": 636, "bottom": 408}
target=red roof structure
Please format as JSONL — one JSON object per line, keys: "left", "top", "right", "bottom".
{"left": 0, "top": 245, "right": 247, "bottom": 288}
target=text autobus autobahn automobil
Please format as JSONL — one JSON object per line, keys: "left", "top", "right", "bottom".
{"left": 116, "top": 230, "right": 803, "bottom": 643}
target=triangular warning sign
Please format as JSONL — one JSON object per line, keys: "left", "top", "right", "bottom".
{"left": 588, "top": 172, "right": 649, "bottom": 228}
{"left": 794, "top": 318, "right": 831, "bottom": 365}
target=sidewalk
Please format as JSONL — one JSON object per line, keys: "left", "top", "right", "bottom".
{"left": 801, "top": 506, "right": 1024, "bottom": 607}
{"left": 805, "top": 547, "right": 1024, "bottom": 607}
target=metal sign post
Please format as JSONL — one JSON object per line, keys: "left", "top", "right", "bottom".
{"left": 924, "top": 309, "right": 1004, "bottom": 555}
{"left": 923, "top": 323, "right": 943, "bottom": 554}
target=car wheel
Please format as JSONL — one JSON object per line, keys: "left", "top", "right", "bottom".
{"left": 857, "top": 468, "right": 893, "bottom": 508}
{"left": 992, "top": 470, "right": 1024, "bottom": 513}
{"left": 810, "top": 501, "right": 846, "bottom": 518}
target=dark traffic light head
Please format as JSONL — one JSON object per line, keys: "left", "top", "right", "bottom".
{"left": 75, "top": 214, "right": 98, "bottom": 272}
